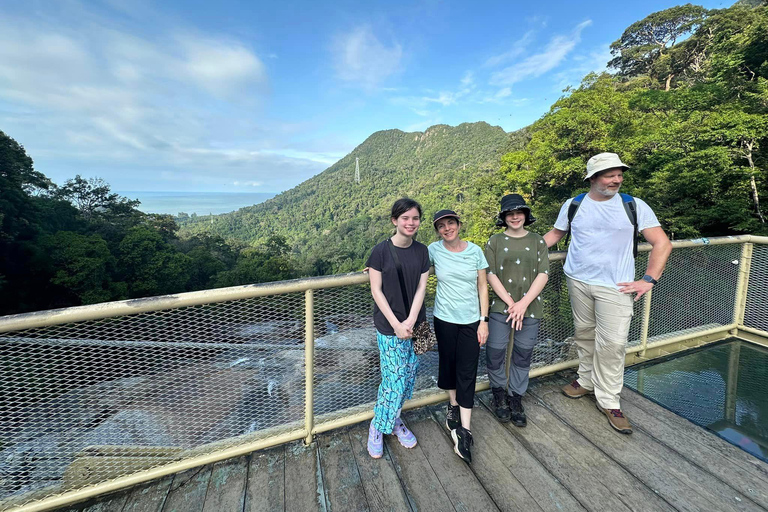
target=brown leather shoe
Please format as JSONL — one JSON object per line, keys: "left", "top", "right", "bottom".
{"left": 562, "top": 380, "right": 593, "bottom": 399}
{"left": 597, "top": 402, "right": 633, "bottom": 434}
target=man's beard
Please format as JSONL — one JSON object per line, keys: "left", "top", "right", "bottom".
{"left": 595, "top": 184, "right": 620, "bottom": 197}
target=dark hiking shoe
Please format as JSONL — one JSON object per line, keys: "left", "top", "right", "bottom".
{"left": 491, "top": 387, "right": 511, "bottom": 422}
{"left": 596, "top": 402, "right": 633, "bottom": 434}
{"left": 445, "top": 404, "right": 460, "bottom": 431}
{"left": 507, "top": 393, "right": 527, "bottom": 428}
{"left": 562, "top": 380, "right": 593, "bottom": 399}
{"left": 451, "top": 426, "right": 474, "bottom": 464}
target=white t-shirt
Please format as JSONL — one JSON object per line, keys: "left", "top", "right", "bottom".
{"left": 554, "top": 193, "right": 661, "bottom": 288}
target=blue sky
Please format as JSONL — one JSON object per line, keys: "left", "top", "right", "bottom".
{"left": 0, "top": 0, "right": 727, "bottom": 193}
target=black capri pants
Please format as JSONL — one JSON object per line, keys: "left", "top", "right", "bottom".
{"left": 433, "top": 317, "right": 480, "bottom": 409}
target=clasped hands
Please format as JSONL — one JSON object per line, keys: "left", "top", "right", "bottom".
{"left": 394, "top": 319, "right": 415, "bottom": 339}
{"left": 503, "top": 299, "right": 528, "bottom": 331}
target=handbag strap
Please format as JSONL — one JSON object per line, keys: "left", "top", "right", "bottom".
{"left": 387, "top": 238, "right": 412, "bottom": 314}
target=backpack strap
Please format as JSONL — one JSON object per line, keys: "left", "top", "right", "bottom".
{"left": 620, "top": 193, "right": 639, "bottom": 258}
{"left": 563, "top": 193, "right": 587, "bottom": 250}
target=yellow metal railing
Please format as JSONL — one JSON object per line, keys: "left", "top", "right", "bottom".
{"left": 1, "top": 234, "right": 767, "bottom": 512}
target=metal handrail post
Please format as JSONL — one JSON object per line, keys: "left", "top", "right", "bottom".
{"left": 731, "top": 243, "right": 753, "bottom": 335}
{"left": 304, "top": 289, "right": 315, "bottom": 445}
{"left": 639, "top": 289, "right": 653, "bottom": 358}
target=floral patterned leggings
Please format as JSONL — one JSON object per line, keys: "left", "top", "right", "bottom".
{"left": 372, "top": 331, "right": 419, "bottom": 434}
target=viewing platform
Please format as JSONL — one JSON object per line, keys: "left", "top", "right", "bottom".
{"left": 1, "top": 235, "right": 767, "bottom": 512}
{"left": 61, "top": 377, "right": 768, "bottom": 512}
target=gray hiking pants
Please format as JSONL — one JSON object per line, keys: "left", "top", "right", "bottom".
{"left": 486, "top": 313, "right": 541, "bottom": 396}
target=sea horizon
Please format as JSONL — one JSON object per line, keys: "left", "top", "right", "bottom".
{"left": 117, "top": 190, "right": 277, "bottom": 217}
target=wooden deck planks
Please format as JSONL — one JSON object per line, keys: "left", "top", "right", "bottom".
{"left": 284, "top": 440, "right": 326, "bottom": 512}
{"left": 530, "top": 382, "right": 765, "bottom": 512}
{"left": 79, "top": 493, "right": 129, "bottom": 512}
{"left": 476, "top": 392, "right": 665, "bottom": 512}
{"left": 383, "top": 416, "right": 453, "bottom": 512}
{"left": 402, "top": 407, "right": 501, "bottom": 512}
{"left": 347, "top": 423, "right": 412, "bottom": 512}
{"left": 317, "top": 430, "right": 369, "bottom": 512}
{"left": 200, "top": 456, "right": 248, "bottom": 512}
{"left": 161, "top": 465, "right": 213, "bottom": 512}
{"left": 439, "top": 401, "right": 586, "bottom": 512}
{"left": 620, "top": 388, "right": 768, "bottom": 508}
{"left": 120, "top": 477, "right": 173, "bottom": 512}
{"left": 244, "top": 445, "right": 286, "bottom": 512}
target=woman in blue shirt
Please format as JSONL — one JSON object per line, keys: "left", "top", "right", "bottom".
{"left": 428, "top": 209, "right": 489, "bottom": 464}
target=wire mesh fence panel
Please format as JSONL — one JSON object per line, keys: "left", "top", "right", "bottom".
{"left": 311, "top": 284, "right": 379, "bottom": 421}
{"left": 0, "top": 293, "right": 306, "bottom": 509}
{"left": 645, "top": 244, "right": 741, "bottom": 341}
{"left": 745, "top": 244, "right": 768, "bottom": 333}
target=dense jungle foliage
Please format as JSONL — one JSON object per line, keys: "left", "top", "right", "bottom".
{"left": 1, "top": 1, "right": 766, "bottom": 315}
{"left": 0, "top": 152, "right": 298, "bottom": 315}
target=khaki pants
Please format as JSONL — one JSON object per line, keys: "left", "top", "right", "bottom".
{"left": 567, "top": 278, "right": 633, "bottom": 409}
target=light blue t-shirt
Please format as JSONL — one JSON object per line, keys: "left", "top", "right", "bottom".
{"left": 428, "top": 241, "right": 489, "bottom": 325}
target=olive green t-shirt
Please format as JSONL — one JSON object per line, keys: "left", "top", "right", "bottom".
{"left": 484, "top": 231, "right": 550, "bottom": 318}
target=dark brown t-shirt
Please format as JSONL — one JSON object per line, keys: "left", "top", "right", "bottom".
{"left": 366, "top": 239, "right": 431, "bottom": 336}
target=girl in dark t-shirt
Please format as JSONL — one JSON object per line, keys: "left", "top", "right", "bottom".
{"left": 364, "top": 198, "right": 430, "bottom": 459}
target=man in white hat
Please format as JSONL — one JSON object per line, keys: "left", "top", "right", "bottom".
{"left": 543, "top": 152, "right": 672, "bottom": 434}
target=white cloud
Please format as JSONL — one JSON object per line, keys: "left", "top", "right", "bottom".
{"left": 484, "top": 31, "right": 535, "bottom": 68}
{"left": 174, "top": 36, "right": 268, "bottom": 99}
{"left": 424, "top": 91, "right": 461, "bottom": 106}
{"left": 392, "top": 69, "right": 477, "bottom": 112}
{"left": 478, "top": 87, "right": 527, "bottom": 105}
{"left": 0, "top": 9, "right": 334, "bottom": 192}
{"left": 553, "top": 45, "right": 612, "bottom": 91}
{"left": 332, "top": 25, "right": 402, "bottom": 90}
{"left": 490, "top": 20, "right": 592, "bottom": 86}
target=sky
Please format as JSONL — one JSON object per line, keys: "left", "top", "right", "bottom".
{"left": 0, "top": 0, "right": 728, "bottom": 193}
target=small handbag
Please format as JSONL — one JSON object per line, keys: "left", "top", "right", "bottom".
{"left": 387, "top": 239, "right": 436, "bottom": 355}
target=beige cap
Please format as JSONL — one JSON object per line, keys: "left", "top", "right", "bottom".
{"left": 584, "top": 152, "right": 629, "bottom": 180}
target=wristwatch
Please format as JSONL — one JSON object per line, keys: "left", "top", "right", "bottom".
{"left": 480, "top": 316, "right": 489, "bottom": 322}
{"left": 642, "top": 274, "right": 658, "bottom": 285}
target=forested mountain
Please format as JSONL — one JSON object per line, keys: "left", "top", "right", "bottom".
{"left": 178, "top": 122, "right": 521, "bottom": 274}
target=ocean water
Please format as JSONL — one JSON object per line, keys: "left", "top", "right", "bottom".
{"left": 118, "top": 191, "right": 276, "bottom": 216}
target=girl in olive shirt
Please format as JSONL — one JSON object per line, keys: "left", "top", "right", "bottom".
{"left": 484, "top": 194, "right": 549, "bottom": 428}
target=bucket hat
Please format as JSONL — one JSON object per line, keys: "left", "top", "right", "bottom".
{"left": 496, "top": 194, "right": 536, "bottom": 227}
{"left": 433, "top": 209, "right": 460, "bottom": 229}
{"left": 584, "top": 152, "right": 630, "bottom": 180}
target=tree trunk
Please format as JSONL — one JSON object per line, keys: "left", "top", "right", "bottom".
{"left": 744, "top": 140, "right": 766, "bottom": 223}
{"left": 750, "top": 174, "right": 765, "bottom": 223}
{"left": 665, "top": 73, "right": 674, "bottom": 91}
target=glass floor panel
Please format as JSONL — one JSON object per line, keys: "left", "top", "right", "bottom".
{"left": 625, "top": 338, "right": 768, "bottom": 462}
